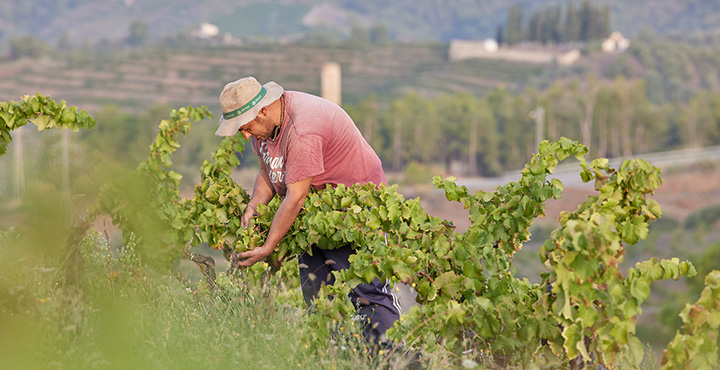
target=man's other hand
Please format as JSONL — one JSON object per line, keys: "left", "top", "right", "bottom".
{"left": 241, "top": 207, "right": 256, "bottom": 229}
{"left": 236, "top": 245, "right": 272, "bottom": 267}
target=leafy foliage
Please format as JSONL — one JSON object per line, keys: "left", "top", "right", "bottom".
{"left": 284, "top": 138, "right": 699, "bottom": 367}
{"left": 684, "top": 204, "right": 720, "bottom": 230}
{"left": 94, "top": 106, "right": 214, "bottom": 268}
{"left": 505, "top": 1, "right": 610, "bottom": 46}
{"left": 0, "top": 229, "right": 379, "bottom": 370}
{"left": 82, "top": 102, "right": 717, "bottom": 367}
{"left": 661, "top": 270, "right": 720, "bottom": 369}
{"left": 185, "top": 133, "right": 703, "bottom": 367}
{"left": 0, "top": 93, "right": 96, "bottom": 156}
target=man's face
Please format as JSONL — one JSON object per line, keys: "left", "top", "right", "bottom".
{"left": 238, "top": 112, "right": 274, "bottom": 140}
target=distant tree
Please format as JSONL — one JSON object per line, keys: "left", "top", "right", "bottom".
{"left": 504, "top": 1, "right": 609, "bottom": 44}
{"left": 643, "top": 71, "right": 665, "bottom": 103}
{"left": 683, "top": 91, "right": 718, "bottom": 148}
{"left": 82, "top": 105, "right": 149, "bottom": 166}
{"left": 387, "top": 97, "right": 408, "bottom": 171}
{"left": 579, "top": 0, "right": 593, "bottom": 41}
{"left": 485, "top": 87, "right": 531, "bottom": 169}
{"left": 594, "top": 86, "right": 615, "bottom": 158}
{"left": 475, "top": 100, "right": 501, "bottom": 176}
{"left": 514, "top": 6, "right": 524, "bottom": 44}
{"left": 345, "top": 94, "right": 383, "bottom": 150}
{"left": 527, "top": 6, "right": 564, "bottom": 44}
{"left": 495, "top": 24, "right": 504, "bottom": 46}
{"left": 370, "top": 24, "right": 390, "bottom": 45}
{"left": 574, "top": 75, "right": 601, "bottom": 150}
{"left": 8, "top": 35, "right": 50, "bottom": 60}
{"left": 564, "top": 2, "right": 581, "bottom": 42}
{"left": 706, "top": 92, "right": 720, "bottom": 145}
{"left": 506, "top": 5, "right": 524, "bottom": 46}
{"left": 56, "top": 32, "right": 71, "bottom": 52}
{"left": 539, "top": 81, "right": 566, "bottom": 141}
{"left": 510, "top": 90, "right": 538, "bottom": 167}
{"left": 301, "top": 26, "right": 343, "bottom": 46}
{"left": 441, "top": 94, "right": 501, "bottom": 176}
{"left": 635, "top": 94, "right": 667, "bottom": 153}
{"left": 601, "top": 5, "right": 611, "bottom": 38}
{"left": 611, "top": 77, "right": 648, "bottom": 156}
{"left": 127, "top": 19, "right": 149, "bottom": 46}
{"left": 605, "top": 55, "right": 634, "bottom": 79}
{"left": 527, "top": 10, "right": 541, "bottom": 43}
{"left": 390, "top": 93, "right": 438, "bottom": 168}
{"left": 547, "top": 6, "right": 563, "bottom": 43}
{"left": 587, "top": 2, "right": 608, "bottom": 40}
{"left": 348, "top": 22, "right": 370, "bottom": 46}
{"left": 437, "top": 94, "right": 475, "bottom": 173}
{"left": 409, "top": 94, "right": 440, "bottom": 166}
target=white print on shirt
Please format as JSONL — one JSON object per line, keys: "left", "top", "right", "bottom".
{"left": 259, "top": 141, "right": 285, "bottom": 185}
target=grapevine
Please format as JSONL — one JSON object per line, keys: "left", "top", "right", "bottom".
{"left": 94, "top": 106, "right": 216, "bottom": 270}
{"left": 81, "top": 103, "right": 719, "bottom": 368}
{"left": 661, "top": 270, "right": 720, "bottom": 369}
{"left": 0, "top": 93, "right": 96, "bottom": 156}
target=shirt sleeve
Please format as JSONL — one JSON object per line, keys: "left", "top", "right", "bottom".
{"left": 284, "top": 134, "right": 325, "bottom": 184}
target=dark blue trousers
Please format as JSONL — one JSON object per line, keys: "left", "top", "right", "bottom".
{"left": 299, "top": 244, "right": 402, "bottom": 343}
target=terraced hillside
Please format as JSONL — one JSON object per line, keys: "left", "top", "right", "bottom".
{"left": 3, "top": 0, "right": 720, "bottom": 47}
{"left": 0, "top": 44, "right": 549, "bottom": 113}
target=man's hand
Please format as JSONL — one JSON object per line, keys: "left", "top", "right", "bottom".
{"left": 237, "top": 177, "right": 313, "bottom": 268}
{"left": 236, "top": 244, "right": 273, "bottom": 267}
{"left": 241, "top": 206, "right": 256, "bottom": 229}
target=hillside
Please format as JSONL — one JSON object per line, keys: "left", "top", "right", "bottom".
{"left": 0, "top": 43, "right": 550, "bottom": 113}
{"left": 2, "top": 31, "right": 720, "bottom": 116}
{"left": 1, "top": 0, "right": 720, "bottom": 48}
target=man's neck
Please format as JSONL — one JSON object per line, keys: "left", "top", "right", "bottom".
{"left": 270, "top": 95, "right": 284, "bottom": 141}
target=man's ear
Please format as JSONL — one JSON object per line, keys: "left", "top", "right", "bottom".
{"left": 256, "top": 106, "right": 269, "bottom": 118}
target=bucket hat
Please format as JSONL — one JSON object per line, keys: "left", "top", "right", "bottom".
{"left": 215, "top": 77, "right": 284, "bottom": 136}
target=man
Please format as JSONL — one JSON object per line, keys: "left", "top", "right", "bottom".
{"left": 215, "top": 76, "right": 401, "bottom": 343}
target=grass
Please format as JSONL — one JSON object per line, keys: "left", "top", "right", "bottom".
{"left": 5, "top": 223, "right": 716, "bottom": 370}
{"left": 1, "top": 152, "right": 718, "bottom": 369}
{"left": 2, "top": 208, "right": 719, "bottom": 370}
{"left": 0, "top": 229, "right": 429, "bottom": 370}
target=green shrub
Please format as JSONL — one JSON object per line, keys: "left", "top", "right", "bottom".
{"left": 685, "top": 205, "right": 720, "bottom": 230}
{"left": 402, "top": 161, "right": 435, "bottom": 185}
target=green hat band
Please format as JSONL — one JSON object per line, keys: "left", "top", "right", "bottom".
{"left": 223, "top": 87, "right": 267, "bottom": 120}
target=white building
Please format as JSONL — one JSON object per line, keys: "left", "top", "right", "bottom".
{"left": 602, "top": 32, "right": 631, "bottom": 53}
{"left": 448, "top": 39, "right": 580, "bottom": 65}
{"left": 448, "top": 39, "right": 498, "bottom": 61}
{"left": 194, "top": 23, "right": 220, "bottom": 39}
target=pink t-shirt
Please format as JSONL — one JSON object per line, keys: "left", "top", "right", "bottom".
{"left": 251, "top": 91, "right": 386, "bottom": 198}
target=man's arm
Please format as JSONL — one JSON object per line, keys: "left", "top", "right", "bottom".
{"left": 242, "top": 160, "right": 276, "bottom": 228}
{"left": 237, "top": 176, "right": 313, "bottom": 267}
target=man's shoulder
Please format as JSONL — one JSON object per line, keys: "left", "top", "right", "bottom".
{"left": 286, "top": 91, "right": 339, "bottom": 112}
{"left": 286, "top": 91, "right": 350, "bottom": 137}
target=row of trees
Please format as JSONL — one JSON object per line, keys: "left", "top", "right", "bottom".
{"left": 3, "top": 18, "right": 150, "bottom": 60}
{"left": 344, "top": 76, "right": 720, "bottom": 176}
{"left": 12, "top": 52, "right": 717, "bottom": 181}
{"left": 8, "top": 31, "right": 720, "bottom": 180}
{"left": 500, "top": 0, "right": 611, "bottom": 46}
{"left": 36, "top": 73, "right": 717, "bottom": 181}
{"left": 624, "top": 31, "right": 720, "bottom": 103}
